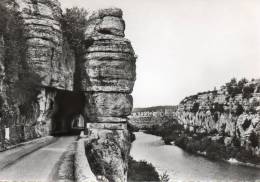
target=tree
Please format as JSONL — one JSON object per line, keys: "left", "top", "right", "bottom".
{"left": 61, "top": 7, "right": 88, "bottom": 91}
{"left": 61, "top": 7, "right": 88, "bottom": 55}
{"left": 236, "top": 104, "right": 244, "bottom": 116}
{"left": 226, "top": 78, "right": 242, "bottom": 97}
{"left": 249, "top": 131, "right": 259, "bottom": 148}
{"left": 191, "top": 102, "right": 200, "bottom": 113}
{"left": 242, "top": 83, "right": 255, "bottom": 99}
{"left": 238, "top": 78, "right": 248, "bottom": 89}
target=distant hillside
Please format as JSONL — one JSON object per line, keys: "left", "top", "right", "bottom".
{"left": 133, "top": 105, "right": 177, "bottom": 113}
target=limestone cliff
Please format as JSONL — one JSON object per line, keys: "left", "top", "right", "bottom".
{"left": 0, "top": 0, "right": 75, "bottom": 148}
{"left": 176, "top": 79, "right": 260, "bottom": 156}
{"left": 0, "top": 1, "right": 136, "bottom": 181}
{"left": 82, "top": 8, "right": 136, "bottom": 182}
{"left": 16, "top": 0, "right": 74, "bottom": 90}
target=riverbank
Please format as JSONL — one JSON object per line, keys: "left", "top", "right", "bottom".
{"left": 127, "top": 124, "right": 163, "bottom": 182}
{"left": 131, "top": 132, "right": 260, "bottom": 181}
{"left": 145, "top": 120, "right": 260, "bottom": 167}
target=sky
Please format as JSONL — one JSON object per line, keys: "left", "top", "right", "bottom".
{"left": 59, "top": 0, "right": 260, "bottom": 108}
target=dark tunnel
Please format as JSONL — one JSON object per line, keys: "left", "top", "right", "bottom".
{"left": 51, "top": 90, "right": 86, "bottom": 136}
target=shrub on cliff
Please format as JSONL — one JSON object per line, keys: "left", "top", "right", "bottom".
{"left": 191, "top": 102, "right": 200, "bottom": 113}
{"left": 61, "top": 7, "right": 88, "bottom": 55}
{"left": 242, "top": 83, "right": 255, "bottom": 99}
{"left": 226, "top": 78, "right": 241, "bottom": 97}
{"left": 235, "top": 104, "right": 244, "bottom": 116}
{"left": 242, "top": 118, "right": 251, "bottom": 130}
{"left": 61, "top": 7, "right": 88, "bottom": 90}
{"left": 128, "top": 156, "right": 160, "bottom": 181}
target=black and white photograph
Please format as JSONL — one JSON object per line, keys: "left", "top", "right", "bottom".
{"left": 0, "top": 0, "right": 260, "bottom": 181}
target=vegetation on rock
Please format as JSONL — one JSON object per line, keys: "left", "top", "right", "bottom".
{"left": 145, "top": 120, "right": 260, "bottom": 165}
{"left": 61, "top": 7, "right": 88, "bottom": 91}
{"left": 127, "top": 156, "right": 160, "bottom": 182}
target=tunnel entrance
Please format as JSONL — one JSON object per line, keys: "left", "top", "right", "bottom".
{"left": 51, "top": 90, "right": 85, "bottom": 136}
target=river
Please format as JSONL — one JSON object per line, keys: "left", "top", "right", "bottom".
{"left": 130, "top": 132, "right": 260, "bottom": 182}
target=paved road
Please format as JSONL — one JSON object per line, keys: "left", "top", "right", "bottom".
{"left": 0, "top": 136, "right": 76, "bottom": 182}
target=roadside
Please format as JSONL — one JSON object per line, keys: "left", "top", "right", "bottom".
{"left": 0, "top": 136, "right": 57, "bottom": 170}
{"left": 0, "top": 136, "right": 76, "bottom": 181}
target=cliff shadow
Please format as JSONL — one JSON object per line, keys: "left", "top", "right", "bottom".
{"left": 51, "top": 90, "right": 86, "bottom": 136}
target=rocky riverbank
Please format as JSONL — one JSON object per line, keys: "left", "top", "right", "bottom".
{"left": 145, "top": 118, "right": 260, "bottom": 166}
{"left": 144, "top": 78, "right": 260, "bottom": 166}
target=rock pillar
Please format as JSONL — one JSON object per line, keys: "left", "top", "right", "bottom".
{"left": 81, "top": 8, "right": 136, "bottom": 182}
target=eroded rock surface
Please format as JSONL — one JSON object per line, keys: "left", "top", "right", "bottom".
{"left": 176, "top": 79, "right": 260, "bottom": 155}
{"left": 0, "top": 2, "right": 136, "bottom": 181}
{"left": 82, "top": 8, "right": 136, "bottom": 182}
{"left": 16, "top": 0, "right": 74, "bottom": 90}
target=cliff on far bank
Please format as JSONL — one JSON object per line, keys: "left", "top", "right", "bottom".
{"left": 176, "top": 78, "right": 260, "bottom": 152}
{"left": 143, "top": 78, "right": 260, "bottom": 165}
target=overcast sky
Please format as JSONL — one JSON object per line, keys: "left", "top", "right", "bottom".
{"left": 59, "top": 0, "right": 260, "bottom": 107}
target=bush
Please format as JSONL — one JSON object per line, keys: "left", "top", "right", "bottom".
{"left": 199, "top": 137, "right": 212, "bottom": 151}
{"left": 226, "top": 78, "right": 240, "bottom": 97}
{"left": 242, "top": 84, "right": 255, "bottom": 99}
{"left": 232, "top": 137, "right": 241, "bottom": 147}
{"left": 205, "top": 142, "right": 227, "bottom": 160}
{"left": 191, "top": 102, "right": 200, "bottom": 113}
{"left": 235, "top": 104, "right": 244, "bottom": 116}
{"left": 175, "top": 135, "right": 189, "bottom": 149}
{"left": 236, "top": 148, "right": 253, "bottom": 163}
{"left": 145, "top": 119, "right": 183, "bottom": 144}
{"left": 160, "top": 172, "right": 170, "bottom": 182}
{"left": 249, "top": 131, "right": 259, "bottom": 148}
{"left": 236, "top": 147, "right": 260, "bottom": 164}
{"left": 128, "top": 156, "right": 160, "bottom": 181}
{"left": 186, "top": 139, "right": 201, "bottom": 153}
{"left": 162, "top": 132, "right": 179, "bottom": 145}
{"left": 242, "top": 119, "right": 251, "bottom": 131}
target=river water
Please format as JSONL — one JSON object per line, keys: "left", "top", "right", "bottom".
{"left": 130, "top": 132, "right": 260, "bottom": 182}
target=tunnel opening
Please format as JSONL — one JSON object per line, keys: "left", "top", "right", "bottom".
{"left": 51, "top": 90, "right": 86, "bottom": 136}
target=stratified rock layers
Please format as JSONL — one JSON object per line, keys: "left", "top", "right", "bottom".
{"left": 0, "top": 2, "right": 136, "bottom": 180}
{"left": 16, "top": 0, "right": 74, "bottom": 90}
{"left": 82, "top": 8, "right": 136, "bottom": 182}
{"left": 0, "top": 0, "right": 75, "bottom": 147}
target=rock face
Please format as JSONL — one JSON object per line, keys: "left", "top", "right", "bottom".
{"left": 176, "top": 79, "right": 260, "bottom": 155}
{"left": 0, "top": 1, "right": 136, "bottom": 181}
{"left": 16, "top": 0, "right": 74, "bottom": 90}
{"left": 0, "top": 0, "right": 75, "bottom": 149}
{"left": 82, "top": 8, "right": 136, "bottom": 182}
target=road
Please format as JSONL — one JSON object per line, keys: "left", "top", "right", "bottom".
{"left": 0, "top": 136, "right": 76, "bottom": 182}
